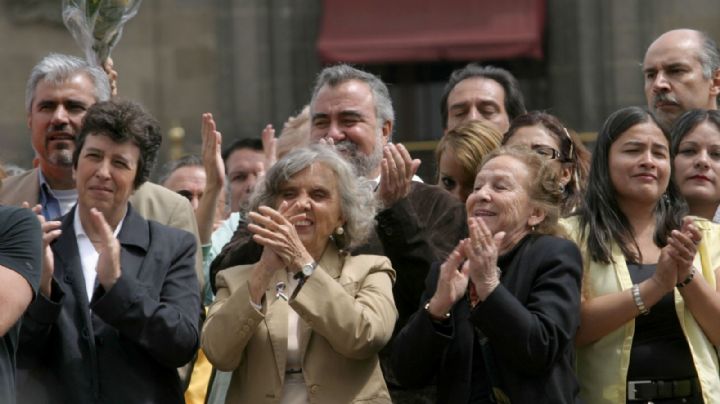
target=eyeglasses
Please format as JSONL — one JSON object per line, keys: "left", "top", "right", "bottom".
{"left": 531, "top": 128, "right": 575, "bottom": 162}
{"left": 532, "top": 145, "right": 561, "bottom": 160}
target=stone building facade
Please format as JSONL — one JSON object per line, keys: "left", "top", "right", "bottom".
{"left": 0, "top": 0, "right": 719, "bottom": 180}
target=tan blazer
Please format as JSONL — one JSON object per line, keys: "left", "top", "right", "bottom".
{"left": 202, "top": 244, "right": 397, "bottom": 404}
{"left": 0, "top": 168, "right": 204, "bottom": 289}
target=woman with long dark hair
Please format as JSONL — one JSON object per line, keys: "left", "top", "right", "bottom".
{"left": 566, "top": 106, "right": 720, "bottom": 403}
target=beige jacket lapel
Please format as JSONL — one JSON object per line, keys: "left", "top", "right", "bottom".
{"left": 298, "top": 245, "right": 343, "bottom": 364}
{"left": 264, "top": 269, "right": 290, "bottom": 382}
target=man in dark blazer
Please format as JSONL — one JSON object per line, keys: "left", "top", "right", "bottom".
{"left": 17, "top": 100, "right": 201, "bottom": 404}
{"left": 211, "top": 64, "right": 467, "bottom": 403}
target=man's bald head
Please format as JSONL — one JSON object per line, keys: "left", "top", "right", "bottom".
{"left": 643, "top": 29, "right": 720, "bottom": 130}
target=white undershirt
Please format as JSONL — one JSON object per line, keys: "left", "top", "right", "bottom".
{"left": 54, "top": 188, "right": 78, "bottom": 216}
{"left": 73, "top": 207, "right": 125, "bottom": 300}
{"left": 369, "top": 173, "right": 424, "bottom": 189}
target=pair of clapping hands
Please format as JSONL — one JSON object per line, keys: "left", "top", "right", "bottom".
{"left": 426, "top": 217, "right": 505, "bottom": 320}
{"left": 654, "top": 217, "right": 703, "bottom": 292}
{"left": 26, "top": 203, "right": 120, "bottom": 299}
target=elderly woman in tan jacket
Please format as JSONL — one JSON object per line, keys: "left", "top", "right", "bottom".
{"left": 201, "top": 145, "right": 396, "bottom": 403}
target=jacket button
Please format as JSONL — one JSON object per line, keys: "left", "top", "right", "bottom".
{"left": 309, "top": 385, "right": 319, "bottom": 394}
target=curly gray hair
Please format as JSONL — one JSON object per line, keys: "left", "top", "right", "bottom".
{"left": 248, "top": 144, "right": 376, "bottom": 250}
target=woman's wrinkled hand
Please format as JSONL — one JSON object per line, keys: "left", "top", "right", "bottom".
{"left": 463, "top": 217, "right": 505, "bottom": 301}
{"left": 429, "top": 242, "right": 469, "bottom": 318}
{"left": 247, "top": 201, "right": 313, "bottom": 273}
{"left": 25, "top": 203, "right": 61, "bottom": 298}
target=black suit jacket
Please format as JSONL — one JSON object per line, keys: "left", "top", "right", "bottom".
{"left": 17, "top": 204, "right": 202, "bottom": 404}
{"left": 392, "top": 235, "right": 584, "bottom": 404}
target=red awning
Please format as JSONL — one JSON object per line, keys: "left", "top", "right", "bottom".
{"left": 317, "top": 0, "right": 546, "bottom": 64}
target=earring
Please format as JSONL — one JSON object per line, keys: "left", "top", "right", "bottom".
{"left": 336, "top": 226, "right": 344, "bottom": 235}
{"left": 559, "top": 183, "right": 565, "bottom": 193}
{"left": 531, "top": 225, "right": 537, "bottom": 232}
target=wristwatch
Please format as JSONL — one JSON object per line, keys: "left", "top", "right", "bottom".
{"left": 295, "top": 261, "right": 317, "bottom": 280}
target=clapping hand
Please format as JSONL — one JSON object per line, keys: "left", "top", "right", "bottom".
{"left": 248, "top": 201, "right": 313, "bottom": 273}
{"left": 428, "top": 242, "right": 469, "bottom": 319}
{"left": 247, "top": 201, "right": 311, "bottom": 304}
{"left": 24, "top": 203, "right": 61, "bottom": 298}
{"left": 666, "top": 217, "right": 702, "bottom": 283}
{"left": 87, "top": 208, "right": 122, "bottom": 290}
{"left": 463, "top": 217, "right": 505, "bottom": 301}
{"left": 201, "top": 113, "right": 225, "bottom": 193}
{"left": 377, "top": 143, "right": 420, "bottom": 208}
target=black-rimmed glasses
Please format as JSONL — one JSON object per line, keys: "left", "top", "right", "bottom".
{"left": 532, "top": 145, "right": 561, "bottom": 160}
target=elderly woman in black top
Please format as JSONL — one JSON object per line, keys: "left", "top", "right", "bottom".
{"left": 392, "top": 146, "right": 583, "bottom": 403}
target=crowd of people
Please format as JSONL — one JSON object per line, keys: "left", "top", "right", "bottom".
{"left": 2, "top": 27, "right": 720, "bottom": 404}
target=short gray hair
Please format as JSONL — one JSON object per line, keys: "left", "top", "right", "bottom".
{"left": 157, "top": 154, "right": 203, "bottom": 186}
{"left": 248, "top": 144, "right": 376, "bottom": 250}
{"left": 25, "top": 53, "right": 111, "bottom": 113}
{"left": 310, "top": 64, "right": 395, "bottom": 136}
{"left": 697, "top": 31, "right": 720, "bottom": 80}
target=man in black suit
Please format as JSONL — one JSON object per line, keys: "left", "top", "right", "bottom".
{"left": 17, "top": 100, "right": 201, "bottom": 403}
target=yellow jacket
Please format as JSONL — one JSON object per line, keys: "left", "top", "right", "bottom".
{"left": 563, "top": 216, "right": 720, "bottom": 404}
{"left": 201, "top": 244, "right": 397, "bottom": 403}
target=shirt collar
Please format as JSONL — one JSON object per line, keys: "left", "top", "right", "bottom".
{"left": 73, "top": 204, "right": 125, "bottom": 241}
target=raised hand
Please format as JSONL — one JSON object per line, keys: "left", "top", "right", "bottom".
{"left": 665, "top": 216, "right": 701, "bottom": 283}
{"left": 197, "top": 112, "right": 225, "bottom": 244}
{"left": 87, "top": 208, "right": 122, "bottom": 290}
{"left": 201, "top": 113, "right": 225, "bottom": 192}
{"left": 428, "top": 242, "right": 469, "bottom": 318}
{"left": 25, "top": 203, "right": 61, "bottom": 298}
{"left": 463, "top": 217, "right": 505, "bottom": 301}
{"left": 261, "top": 124, "right": 277, "bottom": 170}
{"left": 377, "top": 143, "right": 420, "bottom": 208}
{"left": 247, "top": 201, "right": 313, "bottom": 272}
{"left": 102, "top": 57, "right": 118, "bottom": 97}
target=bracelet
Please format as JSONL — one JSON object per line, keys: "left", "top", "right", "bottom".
{"left": 631, "top": 284, "right": 649, "bottom": 316}
{"left": 676, "top": 267, "right": 697, "bottom": 288}
{"left": 424, "top": 300, "right": 451, "bottom": 321}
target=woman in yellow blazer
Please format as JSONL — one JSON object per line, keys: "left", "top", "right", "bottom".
{"left": 201, "top": 145, "right": 397, "bottom": 403}
{"left": 565, "top": 106, "right": 720, "bottom": 403}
